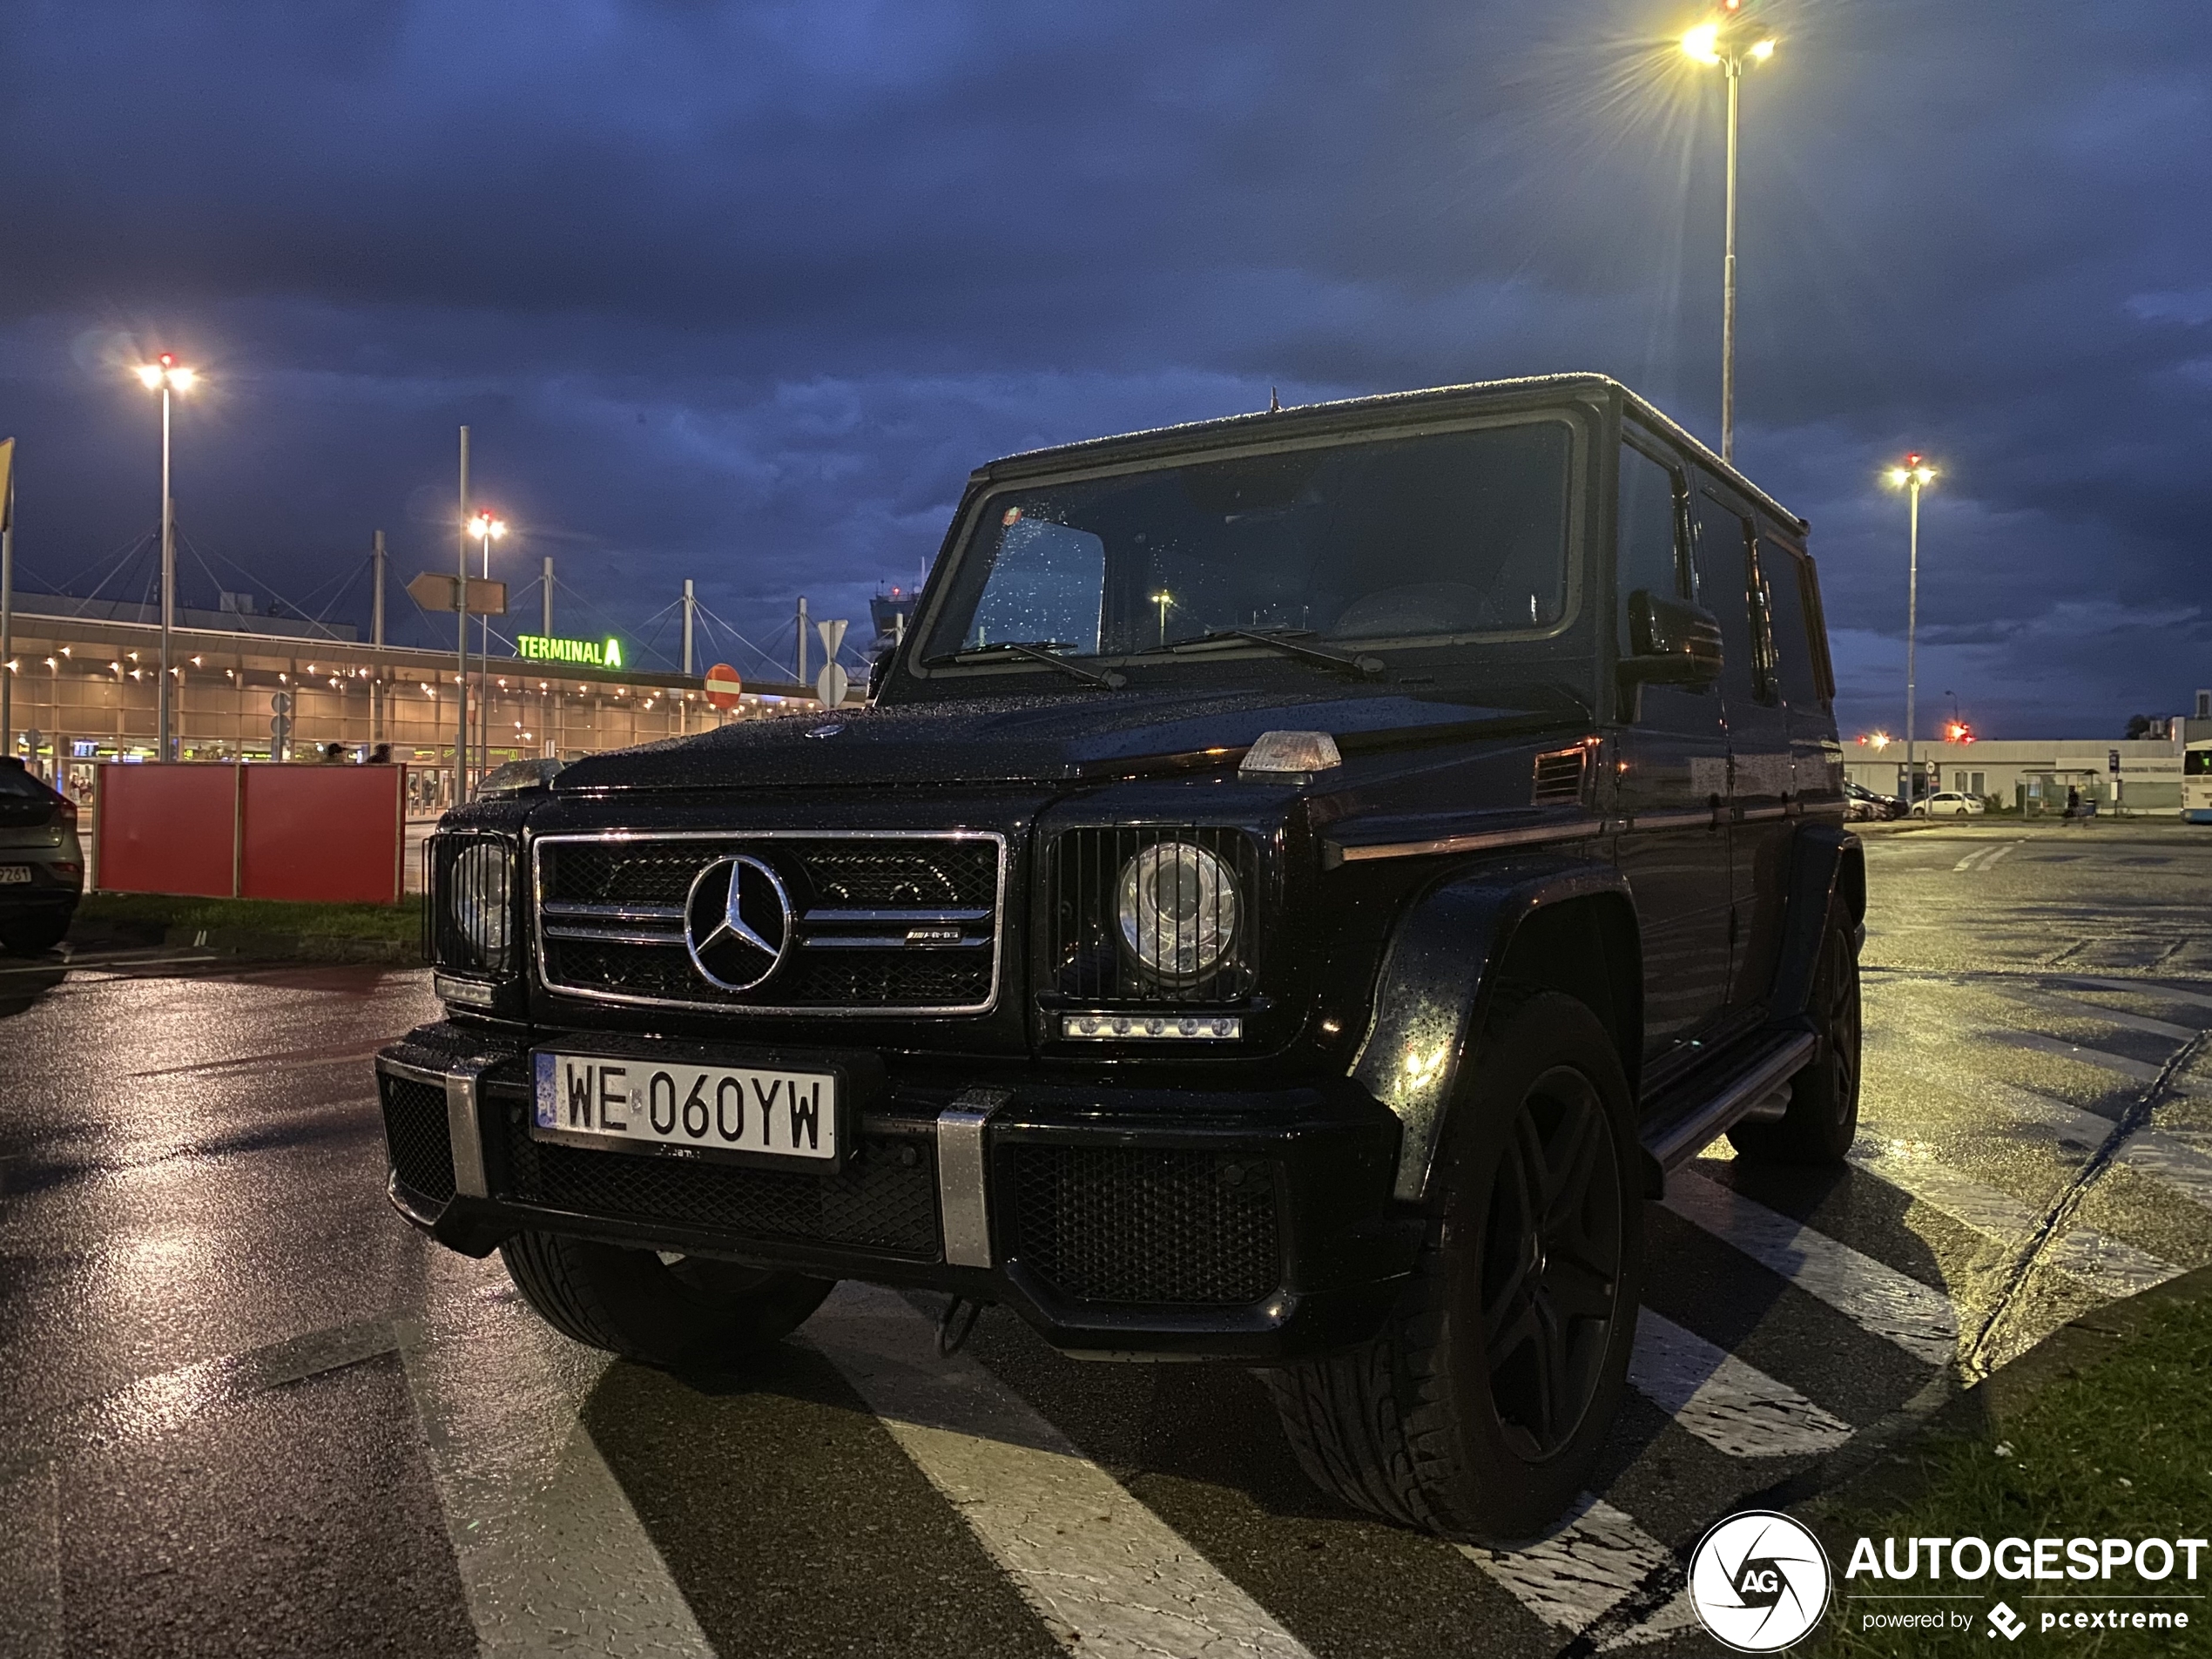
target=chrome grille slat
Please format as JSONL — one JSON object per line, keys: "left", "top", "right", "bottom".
{"left": 533, "top": 830, "right": 1007, "bottom": 1015}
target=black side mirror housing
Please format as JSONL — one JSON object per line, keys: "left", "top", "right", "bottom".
{"left": 1617, "top": 591, "right": 1723, "bottom": 720}
{"left": 1622, "top": 591, "right": 1723, "bottom": 685}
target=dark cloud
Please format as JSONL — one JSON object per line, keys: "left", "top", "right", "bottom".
{"left": 0, "top": 0, "right": 2206, "bottom": 730}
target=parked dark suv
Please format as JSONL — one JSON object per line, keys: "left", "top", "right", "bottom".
{"left": 379, "top": 374, "right": 1863, "bottom": 1541}
{"left": 0, "top": 757, "right": 83, "bottom": 952}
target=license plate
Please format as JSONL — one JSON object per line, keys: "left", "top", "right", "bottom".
{"left": 0, "top": 867, "right": 29, "bottom": 885}
{"left": 533, "top": 1052, "right": 839, "bottom": 1165}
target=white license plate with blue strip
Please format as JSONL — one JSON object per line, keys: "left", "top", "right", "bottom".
{"left": 533, "top": 1052, "right": 839, "bottom": 1163}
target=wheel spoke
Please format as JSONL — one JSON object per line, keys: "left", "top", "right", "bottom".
{"left": 1541, "top": 1253, "right": 1615, "bottom": 1323}
{"left": 1528, "top": 1292, "right": 1566, "bottom": 1446}
{"left": 1485, "top": 1252, "right": 1534, "bottom": 1344}
{"left": 1541, "top": 1098, "right": 1602, "bottom": 1231}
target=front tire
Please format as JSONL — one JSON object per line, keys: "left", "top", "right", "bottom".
{"left": 501, "top": 1231, "right": 834, "bottom": 1369}
{"left": 1730, "top": 903, "right": 1861, "bottom": 1164}
{"left": 1268, "top": 991, "right": 1642, "bottom": 1541}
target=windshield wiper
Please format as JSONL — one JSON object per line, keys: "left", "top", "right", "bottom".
{"left": 1153, "top": 628, "right": 1385, "bottom": 679}
{"left": 925, "top": 640, "right": 1127, "bottom": 689}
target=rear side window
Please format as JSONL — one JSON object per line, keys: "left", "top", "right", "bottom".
{"left": 1763, "top": 542, "right": 1824, "bottom": 707}
{"left": 1616, "top": 442, "right": 1687, "bottom": 653}
{"left": 1692, "top": 488, "right": 1776, "bottom": 705}
{"left": 0, "top": 764, "right": 51, "bottom": 800}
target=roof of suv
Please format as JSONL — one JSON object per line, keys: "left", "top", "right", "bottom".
{"left": 970, "top": 372, "right": 1807, "bottom": 534}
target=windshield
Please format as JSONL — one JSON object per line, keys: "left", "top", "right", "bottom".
{"left": 921, "top": 421, "right": 1577, "bottom": 666}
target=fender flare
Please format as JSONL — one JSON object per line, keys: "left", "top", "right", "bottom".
{"left": 1766, "top": 823, "right": 1864, "bottom": 1021}
{"left": 1350, "top": 853, "right": 1638, "bottom": 1204}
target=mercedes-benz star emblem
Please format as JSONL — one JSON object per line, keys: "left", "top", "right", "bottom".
{"left": 684, "top": 854, "right": 793, "bottom": 991}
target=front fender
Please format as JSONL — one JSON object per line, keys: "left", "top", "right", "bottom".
{"left": 1350, "top": 853, "right": 1634, "bottom": 1204}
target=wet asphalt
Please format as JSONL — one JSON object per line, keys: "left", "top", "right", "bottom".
{"left": 3, "top": 819, "right": 2210, "bottom": 1657}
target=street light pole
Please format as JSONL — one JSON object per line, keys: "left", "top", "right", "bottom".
{"left": 1887, "top": 455, "right": 1937, "bottom": 810}
{"left": 1683, "top": 12, "right": 1776, "bottom": 465}
{"left": 134, "top": 354, "right": 197, "bottom": 760}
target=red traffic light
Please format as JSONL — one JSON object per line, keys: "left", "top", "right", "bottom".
{"left": 1945, "top": 721, "right": 1974, "bottom": 744}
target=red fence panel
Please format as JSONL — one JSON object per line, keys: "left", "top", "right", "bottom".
{"left": 240, "top": 765, "right": 404, "bottom": 904}
{"left": 94, "top": 764, "right": 239, "bottom": 897}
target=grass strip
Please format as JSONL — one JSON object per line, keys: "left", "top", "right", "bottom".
{"left": 78, "top": 891, "right": 423, "bottom": 944}
{"left": 1811, "top": 1287, "right": 2212, "bottom": 1655}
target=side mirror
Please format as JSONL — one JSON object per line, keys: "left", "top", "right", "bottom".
{"left": 1621, "top": 590, "right": 1723, "bottom": 689}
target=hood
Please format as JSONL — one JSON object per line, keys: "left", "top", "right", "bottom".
{"left": 553, "top": 685, "right": 1581, "bottom": 793}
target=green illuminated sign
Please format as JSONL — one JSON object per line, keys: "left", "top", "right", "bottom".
{"left": 516, "top": 634, "right": 624, "bottom": 669}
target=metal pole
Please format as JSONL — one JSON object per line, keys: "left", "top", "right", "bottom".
{"left": 683, "top": 579, "right": 696, "bottom": 677}
{"left": 1905, "top": 478, "right": 1920, "bottom": 813}
{"left": 542, "top": 555, "right": 553, "bottom": 637}
{"left": 158, "top": 384, "right": 175, "bottom": 759}
{"left": 1721, "top": 54, "right": 1741, "bottom": 464}
{"left": 370, "top": 529, "right": 386, "bottom": 746}
{"left": 457, "top": 426, "right": 469, "bottom": 793}
{"left": 796, "top": 596, "right": 809, "bottom": 688}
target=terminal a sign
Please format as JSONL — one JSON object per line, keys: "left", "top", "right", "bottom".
{"left": 516, "top": 633, "right": 624, "bottom": 669}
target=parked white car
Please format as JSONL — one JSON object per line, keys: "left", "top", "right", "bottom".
{"left": 1912, "top": 790, "right": 1986, "bottom": 817}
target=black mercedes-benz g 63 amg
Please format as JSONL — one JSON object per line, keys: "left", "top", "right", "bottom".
{"left": 378, "top": 373, "right": 1862, "bottom": 1541}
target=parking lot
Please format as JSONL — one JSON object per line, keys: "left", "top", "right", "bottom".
{"left": 3, "top": 820, "right": 2210, "bottom": 1657}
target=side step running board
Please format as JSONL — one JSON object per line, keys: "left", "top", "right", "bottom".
{"left": 1641, "top": 1030, "right": 1817, "bottom": 1179}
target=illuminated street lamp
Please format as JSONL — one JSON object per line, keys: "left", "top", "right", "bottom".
{"left": 468, "top": 511, "right": 508, "bottom": 767}
{"left": 1885, "top": 455, "right": 1938, "bottom": 808}
{"left": 1152, "top": 590, "right": 1172, "bottom": 647}
{"left": 1682, "top": 3, "right": 1777, "bottom": 463}
{"left": 134, "top": 353, "right": 199, "bottom": 759}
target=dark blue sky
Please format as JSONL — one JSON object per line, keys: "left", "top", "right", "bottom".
{"left": 1, "top": 1, "right": 2205, "bottom": 734}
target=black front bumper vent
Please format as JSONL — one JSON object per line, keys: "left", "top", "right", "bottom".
{"left": 380, "top": 1075, "right": 456, "bottom": 1204}
{"left": 1008, "top": 1144, "right": 1282, "bottom": 1306}
{"left": 496, "top": 1118, "right": 942, "bottom": 1260}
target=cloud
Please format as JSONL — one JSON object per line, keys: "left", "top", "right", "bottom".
{"left": 0, "top": 0, "right": 2204, "bottom": 732}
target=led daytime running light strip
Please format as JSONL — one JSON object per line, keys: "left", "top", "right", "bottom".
{"left": 1062, "top": 1014, "right": 1243, "bottom": 1040}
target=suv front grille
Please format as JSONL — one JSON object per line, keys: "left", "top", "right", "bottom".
{"left": 380, "top": 1074, "right": 456, "bottom": 1203}
{"left": 497, "top": 1119, "right": 941, "bottom": 1258}
{"left": 1007, "top": 1143, "right": 1282, "bottom": 1305}
{"left": 535, "top": 833, "right": 1005, "bottom": 1013}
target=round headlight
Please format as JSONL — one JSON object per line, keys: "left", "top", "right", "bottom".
{"left": 452, "top": 840, "right": 510, "bottom": 964}
{"left": 1116, "top": 841, "right": 1240, "bottom": 985}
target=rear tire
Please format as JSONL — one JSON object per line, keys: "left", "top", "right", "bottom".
{"left": 500, "top": 1231, "right": 834, "bottom": 1369}
{"left": 1267, "top": 991, "right": 1643, "bottom": 1541}
{"left": 0, "top": 907, "right": 71, "bottom": 954}
{"left": 1730, "top": 904, "right": 1861, "bottom": 1164}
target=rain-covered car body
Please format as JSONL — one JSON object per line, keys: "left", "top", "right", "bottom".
{"left": 377, "top": 374, "right": 1863, "bottom": 1360}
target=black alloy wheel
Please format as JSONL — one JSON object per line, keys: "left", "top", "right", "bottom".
{"left": 1480, "top": 1067, "right": 1626, "bottom": 1460}
{"left": 1731, "top": 902, "right": 1861, "bottom": 1163}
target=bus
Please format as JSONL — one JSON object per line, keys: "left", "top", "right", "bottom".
{"left": 2187, "top": 739, "right": 2212, "bottom": 822}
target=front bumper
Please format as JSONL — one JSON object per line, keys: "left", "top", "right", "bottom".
{"left": 374, "top": 1021, "right": 1418, "bottom": 1360}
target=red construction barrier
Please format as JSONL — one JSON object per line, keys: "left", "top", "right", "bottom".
{"left": 240, "top": 765, "right": 404, "bottom": 903}
{"left": 95, "top": 763, "right": 406, "bottom": 904}
{"left": 93, "top": 764, "right": 239, "bottom": 898}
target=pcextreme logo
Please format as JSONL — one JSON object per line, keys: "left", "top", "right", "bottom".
{"left": 1689, "top": 1511, "right": 1832, "bottom": 1651}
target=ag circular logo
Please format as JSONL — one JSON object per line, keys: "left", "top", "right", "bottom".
{"left": 1688, "top": 1511, "right": 1831, "bottom": 1652}
{"left": 685, "top": 854, "right": 793, "bottom": 991}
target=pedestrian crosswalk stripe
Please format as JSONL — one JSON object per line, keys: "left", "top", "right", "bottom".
{"left": 1628, "top": 1311, "right": 1852, "bottom": 1458}
{"left": 1990, "top": 986, "right": 2198, "bottom": 1042}
{"left": 1457, "top": 1496, "right": 1698, "bottom": 1646}
{"left": 807, "top": 1283, "right": 1315, "bottom": 1659}
{"left": 2058, "top": 974, "right": 2212, "bottom": 1013}
{"left": 1986, "top": 1028, "right": 2166, "bottom": 1083}
{"left": 1978, "top": 1077, "right": 2212, "bottom": 1212}
{"left": 1847, "top": 1143, "right": 2177, "bottom": 1294}
{"left": 1665, "top": 1170, "right": 1959, "bottom": 1366}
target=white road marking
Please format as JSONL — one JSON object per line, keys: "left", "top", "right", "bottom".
{"left": 399, "top": 1270, "right": 717, "bottom": 1659}
{"left": 1952, "top": 842, "right": 2022, "bottom": 873}
{"left": 807, "top": 1282, "right": 1313, "bottom": 1659}
{"left": 1990, "top": 986, "right": 2197, "bottom": 1042}
{"left": 1456, "top": 1495, "right": 1697, "bottom": 1647}
{"left": 1666, "top": 1170, "right": 1959, "bottom": 1366}
{"left": 2057, "top": 975, "right": 2212, "bottom": 1013}
{"left": 1977, "top": 1078, "right": 2212, "bottom": 1213}
{"left": 1985, "top": 1028, "right": 2166, "bottom": 1084}
{"left": 1628, "top": 1312, "right": 1851, "bottom": 1458}
{"left": 1848, "top": 1143, "right": 2177, "bottom": 1294}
